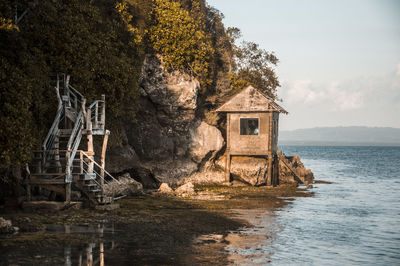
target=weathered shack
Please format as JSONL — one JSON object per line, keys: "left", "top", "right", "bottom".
{"left": 216, "top": 85, "right": 288, "bottom": 186}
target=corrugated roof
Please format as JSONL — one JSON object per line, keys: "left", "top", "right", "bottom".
{"left": 216, "top": 86, "right": 288, "bottom": 114}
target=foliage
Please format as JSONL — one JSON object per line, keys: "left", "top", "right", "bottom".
{"left": 0, "top": 59, "right": 34, "bottom": 166}
{"left": 148, "top": 0, "right": 214, "bottom": 86}
{"left": 0, "top": 17, "right": 19, "bottom": 31}
{"left": 0, "top": 0, "right": 143, "bottom": 166}
{"left": 234, "top": 41, "right": 280, "bottom": 98}
{"left": 115, "top": 1, "right": 144, "bottom": 47}
{"left": 0, "top": 0, "right": 281, "bottom": 168}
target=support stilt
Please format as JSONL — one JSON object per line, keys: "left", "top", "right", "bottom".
{"left": 225, "top": 152, "right": 231, "bottom": 182}
{"left": 267, "top": 152, "right": 273, "bottom": 186}
{"left": 65, "top": 183, "right": 71, "bottom": 202}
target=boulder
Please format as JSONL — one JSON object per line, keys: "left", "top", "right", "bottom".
{"left": 277, "top": 151, "right": 314, "bottom": 185}
{"left": 230, "top": 156, "right": 268, "bottom": 186}
{"left": 128, "top": 166, "right": 160, "bottom": 189}
{"left": 189, "top": 121, "right": 224, "bottom": 163}
{"left": 158, "top": 183, "right": 173, "bottom": 194}
{"left": 0, "top": 217, "right": 18, "bottom": 234}
{"left": 175, "top": 182, "right": 195, "bottom": 196}
{"left": 103, "top": 173, "right": 143, "bottom": 196}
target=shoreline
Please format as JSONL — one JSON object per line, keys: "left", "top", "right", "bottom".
{"left": 0, "top": 184, "right": 313, "bottom": 265}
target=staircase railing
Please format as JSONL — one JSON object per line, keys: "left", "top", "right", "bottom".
{"left": 87, "top": 98, "right": 105, "bottom": 131}
{"left": 65, "top": 111, "right": 84, "bottom": 183}
{"left": 67, "top": 85, "right": 84, "bottom": 113}
{"left": 42, "top": 107, "right": 64, "bottom": 167}
{"left": 80, "top": 150, "right": 121, "bottom": 185}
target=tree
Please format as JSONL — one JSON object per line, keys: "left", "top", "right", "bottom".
{"left": 234, "top": 41, "right": 280, "bottom": 98}
{"left": 148, "top": 0, "right": 214, "bottom": 87}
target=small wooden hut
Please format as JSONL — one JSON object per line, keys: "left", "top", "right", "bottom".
{"left": 216, "top": 85, "right": 288, "bottom": 186}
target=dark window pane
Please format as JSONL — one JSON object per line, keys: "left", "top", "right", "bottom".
{"left": 240, "top": 118, "right": 259, "bottom": 135}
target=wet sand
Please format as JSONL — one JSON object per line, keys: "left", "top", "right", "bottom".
{"left": 0, "top": 184, "right": 313, "bottom": 265}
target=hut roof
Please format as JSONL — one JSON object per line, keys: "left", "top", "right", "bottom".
{"left": 216, "top": 86, "right": 288, "bottom": 114}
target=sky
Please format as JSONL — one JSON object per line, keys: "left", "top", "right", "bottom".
{"left": 207, "top": 0, "right": 400, "bottom": 130}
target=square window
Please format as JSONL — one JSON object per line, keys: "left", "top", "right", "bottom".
{"left": 240, "top": 118, "right": 259, "bottom": 135}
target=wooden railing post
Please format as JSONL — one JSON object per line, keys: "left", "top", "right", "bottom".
{"left": 80, "top": 151, "right": 83, "bottom": 174}
{"left": 100, "top": 130, "right": 110, "bottom": 188}
{"left": 86, "top": 109, "right": 94, "bottom": 174}
{"left": 65, "top": 151, "right": 71, "bottom": 202}
{"left": 86, "top": 109, "right": 91, "bottom": 131}
{"left": 101, "top": 94, "right": 105, "bottom": 130}
{"left": 95, "top": 102, "right": 99, "bottom": 128}
{"left": 65, "top": 74, "right": 70, "bottom": 99}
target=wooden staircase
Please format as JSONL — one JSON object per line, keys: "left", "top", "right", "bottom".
{"left": 27, "top": 73, "right": 121, "bottom": 205}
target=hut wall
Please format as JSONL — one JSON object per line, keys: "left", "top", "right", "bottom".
{"left": 271, "top": 111, "right": 279, "bottom": 153}
{"left": 229, "top": 112, "right": 271, "bottom": 155}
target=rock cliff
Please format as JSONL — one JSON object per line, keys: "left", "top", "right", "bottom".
{"left": 108, "top": 54, "right": 313, "bottom": 187}
{"left": 108, "top": 55, "right": 224, "bottom": 185}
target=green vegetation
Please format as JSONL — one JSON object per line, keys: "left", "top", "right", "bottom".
{"left": 0, "top": 0, "right": 280, "bottom": 168}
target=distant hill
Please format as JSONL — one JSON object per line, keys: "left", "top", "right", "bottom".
{"left": 279, "top": 126, "right": 400, "bottom": 146}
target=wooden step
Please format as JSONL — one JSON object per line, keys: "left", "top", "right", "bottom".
{"left": 59, "top": 129, "right": 73, "bottom": 137}
{"left": 26, "top": 178, "right": 66, "bottom": 185}
{"left": 31, "top": 173, "right": 65, "bottom": 177}
{"left": 79, "top": 173, "right": 96, "bottom": 180}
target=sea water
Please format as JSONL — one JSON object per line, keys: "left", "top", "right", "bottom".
{"left": 269, "top": 146, "right": 400, "bottom": 265}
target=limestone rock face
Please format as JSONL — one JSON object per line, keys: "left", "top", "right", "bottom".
{"left": 230, "top": 156, "right": 268, "bottom": 186}
{"left": 106, "top": 54, "right": 227, "bottom": 183}
{"left": 140, "top": 55, "right": 199, "bottom": 110}
{"left": 144, "top": 159, "right": 198, "bottom": 185}
{"left": 189, "top": 121, "right": 224, "bottom": 163}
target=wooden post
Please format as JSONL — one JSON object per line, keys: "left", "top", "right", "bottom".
{"left": 273, "top": 153, "right": 279, "bottom": 186}
{"left": 54, "top": 136, "right": 62, "bottom": 173}
{"left": 100, "top": 243, "right": 104, "bottom": 266}
{"left": 65, "top": 74, "right": 70, "bottom": 98}
{"left": 100, "top": 130, "right": 110, "bottom": 188}
{"left": 25, "top": 164, "right": 31, "bottom": 201}
{"left": 225, "top": 113, "right": 231, "bottom": 183}
{"left": 267, "top": 153, "right": 273, "bottom": 186}
{"left": 225, "top": 153, "right": 231, "bottom": 182}
{"left": 87, "top": 135, "right": 94, "bottom": 174}
{"left": 101, "top": 94, "right": 105, "bottom": 130}
{"left": 95, "top": 102, "right": 98, "bottom": 128}
{"left": 65, "top": 151, "right": 71, "bottom": 202}
{"left": 65, "top": 183, "right": 71, "bottom": 202}
{"left": 86, "top": 109, "right": 91, "bottom": 131}
{"left": 80, "top": 151, "right": 83, "bottom": 174}
{"left": 55, "top": 77, "right": 62, "bottom": 111}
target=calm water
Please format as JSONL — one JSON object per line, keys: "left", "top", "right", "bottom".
{"left": 2, "top": 146, "right": 400, "bottom": 265}
{"left": 270, "top": 146, "right": 400, "bottom": 265}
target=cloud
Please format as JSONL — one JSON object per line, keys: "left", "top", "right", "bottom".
{"left": 397, "top": 63, "right": 400, "bottom": 76}
{"left": 328, "top": 83, "right": 364, "bottom": 111}
{"left": 286, "top": 80, "right": 324, "bottom": 104}
{"left": 284, "top": 79, "right": 364, "bottom": 111}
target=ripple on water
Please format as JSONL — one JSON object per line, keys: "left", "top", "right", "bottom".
{"left": 267, "top": 146, "right": 400, "bottom": 265}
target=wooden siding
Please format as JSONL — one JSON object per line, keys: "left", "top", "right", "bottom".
{"left": 229, "top": 112, "right": 271, "bottom": 155}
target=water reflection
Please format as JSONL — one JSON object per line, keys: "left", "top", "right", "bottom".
{"left": 59, "top": 223, "right": 114, "bottom": 266}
